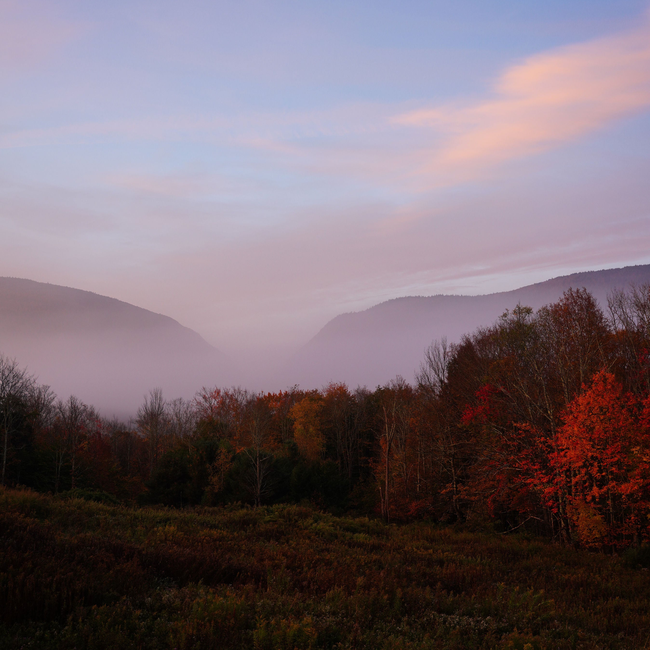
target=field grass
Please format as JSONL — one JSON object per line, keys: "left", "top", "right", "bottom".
{"left": 1, "top": 487, "right": 649, "bottom": 649}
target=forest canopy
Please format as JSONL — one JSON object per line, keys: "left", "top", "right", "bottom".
{"left": 3, "top": 285, "right": 650, "bottom": 550}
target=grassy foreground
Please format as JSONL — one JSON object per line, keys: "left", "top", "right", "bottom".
{"left": 1, "top": 488, "right": 649, "bottom": 649}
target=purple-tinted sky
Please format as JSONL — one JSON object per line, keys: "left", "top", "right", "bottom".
{"left": 2, "top": 0, "right": 650, "bottom": 362}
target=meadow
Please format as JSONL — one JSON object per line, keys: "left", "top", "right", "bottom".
{"left": 2, "top": 486, "right": 649, "bottom": 650}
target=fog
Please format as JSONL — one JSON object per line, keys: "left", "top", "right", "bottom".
{"left": 3, "top": 266, "right": 650, "bottom": 419}
{"left": 0, "top": 278, "right": 236, "bottom": 418}
{"left": 2, "top": 2, "right": 650, "bottom": 382}
{"left": 287, "top": 265, "right": 650, "bottom": 391}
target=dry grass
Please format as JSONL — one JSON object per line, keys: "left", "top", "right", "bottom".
{"left": 1, "top": 487, "right": 649, "bottom": 649}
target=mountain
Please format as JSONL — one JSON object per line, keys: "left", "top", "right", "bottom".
{"left": 0, "top": 278, "right": 235, "bottom": 417}
{"left": 288, "top": 265, "right": 650, "bottom": 390}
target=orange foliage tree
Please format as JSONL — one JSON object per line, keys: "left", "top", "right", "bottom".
{"left": 547, "top": 370, "right": 650, "bottom": 548}
{"left": 264, "top": 389, "right": 302, "bottom": 445}
{"left": 290, "top": 391, "right": 325, "bottom": 462}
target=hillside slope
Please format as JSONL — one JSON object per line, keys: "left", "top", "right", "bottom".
{"left": 0, "top": 278, "right": 234, "bottom": 416}
{"left": 289, "top": 265, "right": 650, "bottom": 389}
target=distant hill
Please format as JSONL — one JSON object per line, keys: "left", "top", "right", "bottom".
{"left": 0, "top": 278, "right": 235, "bottom": 417}
{"left": 288, "top": 265, "right": 650, "bottom": 390}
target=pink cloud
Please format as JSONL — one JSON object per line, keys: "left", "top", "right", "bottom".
{"left": 395, "top": 18, "right": 650, "bottom": 182}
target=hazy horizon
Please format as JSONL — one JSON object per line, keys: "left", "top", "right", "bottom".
{"left": 2, "top": 0, "right": 650, "bottom": 374}
{"left": 4, "top": 265, "right": 650, "bottom": 420}
{"left": 2, "top": 262, "right": 643, "bottom": 379}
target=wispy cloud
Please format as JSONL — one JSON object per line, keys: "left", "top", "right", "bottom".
{"left": 0, "top": 115, "right": 233, "bottom": 149}
{"left": 395, "top": 17, "right": 650, "bottom": 183}
{"left": 3, "top": 4, "right": 650, "bottom": 196}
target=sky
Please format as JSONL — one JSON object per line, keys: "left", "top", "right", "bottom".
{"left": 2, "top": 0, "right": 650, "bottom": 366}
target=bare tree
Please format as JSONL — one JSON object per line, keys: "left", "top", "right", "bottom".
{"left": 137, "top": 388, "right": 168, "bottom": 477}
{"left": 377, "top": 376, "right": 412, "bottom": 522}
{"left": 194, "top": 386, "right": 249, "bottom": 440}
{"left": 237, "top": 393, "right": 275, "bottom": 507}
{"left": 537, "top": 289, "right": 609, "bottom": 407}
{"left": 609, "top": 284, "right": 650, "bottom": 393}
{"left": 167, "top": 397, "right": 197, "bottom": 441}
{"left": 29, "top": 384, "right": 56, "bottom": 430}
{"left": 106, "top": 418, "right": 141, "bottom": 478}
{"left": 0, "top": 356, "right": 36, "bottom": 485}
{"left": 54, "top": 395, "right": 92, "bottom": 491}
{"left": 416, "top": 338, "right": 452, "bottom": 399}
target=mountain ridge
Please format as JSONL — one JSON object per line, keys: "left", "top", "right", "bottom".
{"left": 0, "top": 277, "right": 234, "bottom": 417}
{"left": 319, "top": 264, "right": 650, "bottom": 327}
{"left": 4, "top": 265, "right": 650, "bottom": 409}
{"left": 289, "top": 264, "right": 650, "bottom": 389}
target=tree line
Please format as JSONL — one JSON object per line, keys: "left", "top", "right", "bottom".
{"left": 2, "top": 285, "right": 650, "bottom": 549}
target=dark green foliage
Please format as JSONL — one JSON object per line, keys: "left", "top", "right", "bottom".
{"left": 269, "top": 451, "right": 297, "bottom": 503}
{"left": 220, "top": 450, "right": 292, "bottom": 506}
{"left": 1, "top": 393, "right": 36, "bottom": 486}
{"left": 143, "top": 446, "right": 194, "bottom": 507}
{"left": 144, "top": 437, "right": 226, "bottom": 507}
{"left": 291, "top": 459, "right": 350, "bottom": 509}
{"left": 144, "top": 438, "right": 352, "bottom": 510}
{"left": 622, "top": 543, "right": 650, "bottom": 568}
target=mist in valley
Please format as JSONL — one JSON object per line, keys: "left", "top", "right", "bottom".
{"left": 2, "top": 2, "right": 650, "bottom": 419}
{"left": 4, "top": 265, "right": 650, "bottom": 419}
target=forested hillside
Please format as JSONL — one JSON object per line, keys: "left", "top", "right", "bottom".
{"left": 2, "top": 285, "right": 650, "bottom": 550}
{"left": 290, "top": 264, "right": 650, "bottom": 389}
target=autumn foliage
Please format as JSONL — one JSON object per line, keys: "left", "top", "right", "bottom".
{"left": 5, "top": 286, "right": 650, "bottom": 648}
{"left": 544, "top": 371, "right": 650, "bottom": 547}
{"left": 3, "top": 286, "right": 650, "bottom": 550}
